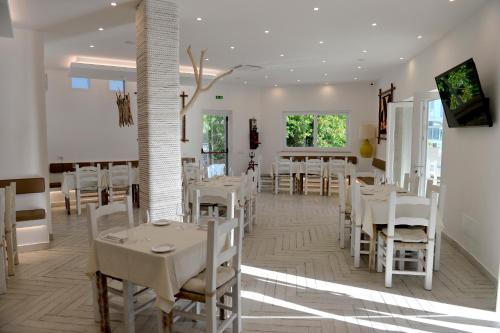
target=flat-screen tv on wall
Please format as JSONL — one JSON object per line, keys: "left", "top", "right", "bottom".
{"left": 435, "top": 58, "right": 492, "bottom": 128}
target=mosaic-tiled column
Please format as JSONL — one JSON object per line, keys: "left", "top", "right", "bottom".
{"left": 136, "top": 0, "right": 181, "bottom": 221}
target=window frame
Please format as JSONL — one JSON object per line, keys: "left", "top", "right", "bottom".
{"left": 71, "top": 77, "right": 90, "bottom": 90}
{"left": 282, "top": 111, "right": 351, "bottom": 151}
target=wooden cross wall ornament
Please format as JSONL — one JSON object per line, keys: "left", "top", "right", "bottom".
{"left": 180, "top": 91, "right": 189, "bottom": 142}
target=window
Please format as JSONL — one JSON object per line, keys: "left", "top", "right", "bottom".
{"left": 284, "top": 112, "right": 349, "bottom": 149}
{"left": 71, "top": 77, "right": 90, "bottom": 90}
{"left": 109, "top": 80, "right": 125, "bottom": 92}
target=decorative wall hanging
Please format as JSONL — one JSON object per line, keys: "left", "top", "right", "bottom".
{"left": 116, "top": 91, "right": 134, "bottom": 127}
{"left": 378, "top": 83, "right": 396, "bottom": 143}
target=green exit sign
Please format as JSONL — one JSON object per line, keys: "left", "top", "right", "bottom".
{"left": 215, "top": 95, "right": 224, "bottom": 100}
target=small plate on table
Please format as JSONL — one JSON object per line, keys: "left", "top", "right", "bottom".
{"left": 151, "top": 243, "right": 176, "bottom": 253}
{"left": 152, "top": 220, "right": 171, "bottom": 227}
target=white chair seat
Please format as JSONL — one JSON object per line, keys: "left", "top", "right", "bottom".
{"left": 182, "top": 266, "right": 235, "bottom": 294}
{"left": 381, "top": 227, "right": 427, "bottom": 243}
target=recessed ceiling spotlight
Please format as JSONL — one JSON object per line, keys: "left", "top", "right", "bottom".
{"left": 264, "top": 30, "right": 270, "bottom": 34}
{"left": 319, "top": 40, "right": 325, "bottom": 44}
{"left": 449, "top": 0, "right": 455, "bottom": 2}
{"left": 400, "top": 57, "right": 405, "bottom": 60}
{"left": 313, "top": 7, "right": 319, "bottom": 11}
{"left": 264, "top": 75, "right": 269, "bottom": 79}
{"left": 89, "top": 44, "right": 95, "bottom": 48}
{"left": 417, "top": 35, "right": 423, "bottom": 39}
{"left": 290, "top": 69, "right": 294, "bottom": 72}
{"left": 324, "top": 73, "right": 328, "bottom": 76}
{"left": 280, "top": 54, "right": 285, "bottom": 57}
{"left": 196, "top": 17, "right": 202, "bottom": 21}
{"left": 98, "top": 27, "right": 104, "bottom": 31}
{"left": 354, "top": 77, "right": 359, "bottom": 80}
{"left": 274, "top": 84, "right": 278, "bottom": 87}
{"left": 230, "top": 46, "right": 235, "bottom": 50}
{"left": 357, "top": 66, "right": 362, "bottom": 69}
{"left": 322, "top": 60, "right": 326, "bottom": 63}
{"left": 372, "top": 22, "right": 377, "bottom": 27}
{"left": 110, "top": 2, "right": 117, "bottom": 6}
{"left": 297, "top": 79, "right": 301, "bottom": 82}
{"left": 244, "top": 81, "right": 248, "bottom": 84}
{"left": 205, "top": 58, "right": 209, "bottom": 61}
{"left": 325, "top": 82, "right": 329, "bottom": 85}
{"left": 362, "top": 49, "right": 368, "bottom": 53}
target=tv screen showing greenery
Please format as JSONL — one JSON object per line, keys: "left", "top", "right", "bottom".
{"left": 435, "top": 58, "right": 491, "bottom": 127}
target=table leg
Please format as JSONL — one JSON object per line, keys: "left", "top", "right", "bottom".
{"left": 161, "top": 310, "right": 173, "bottom": 333}
{"left": 96, "top": 271, "right": 111, "bottom": 333}
{"left": 368, "top": 225, "right": 378, "bottom": 272}
{"left": 132, "top": 184, "right": 140, "bottom": 208}
{"left": 65, "top": 195, "right": 71, "bottom": 215}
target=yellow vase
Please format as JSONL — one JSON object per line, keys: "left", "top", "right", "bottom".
{"left": 359, "top": 139, "right": 373, "bottom": 158}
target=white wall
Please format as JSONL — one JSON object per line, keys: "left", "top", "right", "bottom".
{"left": 376, "top": 0, "right": 500, "bottom": 278}
{"left": 46, "top": 69, "right": 139, "bottom": 162}
{"left": 0, "top": 28, "right": 50, "bottom": 246}
{"left": 260, "top": 83, "right": 378, "bottom": 172}
{"left": 46, "top": 70, "right": 262, "bottom": 175}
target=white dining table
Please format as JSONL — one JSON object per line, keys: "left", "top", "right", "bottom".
{"left": 188, "top": 176, "right": 243, "bottom": 205}
{"left": 86, "top": 221, "right": 225, "bottom": 330}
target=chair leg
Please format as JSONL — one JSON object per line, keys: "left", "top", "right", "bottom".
{"left": 91, "top": 277, "right": 100, "bottom": 322}
{"left": 219, "top": 295, "right": 225, "bottom": 320}
{"left": 206, "top": 294, "right": 217, "bottom": 333}
{"left": 434, "top": 231, "right": 442, "bottom": 271}
{"left": 76, "top": 189, "right": 81, "bottom": 215}
{"left": 161, "top": 310, "right": 173, "bottom": 333}
{"left": 232, "top": 275, "right": 242, "bottom": 333}
{"left": 417, "top": 250, "right": 424, "bottom": 272}
{"left": 377, "top": 232, "right": 383, "bottom": 273}
{"left": 385, "top": 239, "right": 394, "bottom": 288}
{"left": 339, "top": 212, "right": 345, "bottom": 249}
{"left": 123, "top": 281, "right": 135, "bottom": 333}
{"left": 6, "top": 233, "right": 15, "bottom": 276}
{"left": 354, "top": 226, "right": 361, "bottom": 268}
{"left": 425, "top": 243, "right": 435, "bottom": 290}
{"left": 350, "top": 223, "right": 355, "bottom": 257}
{"left": 399, "top": 250, "right": 406, "bottom": 271}
{"left": 0, "top": 246, "right": 6, "bottom": 294}
{"left": 98, "top": 187, "right": 102, "bottom": 207}
{"left": 109, "top": 188, "right": 114, "bottom": 204}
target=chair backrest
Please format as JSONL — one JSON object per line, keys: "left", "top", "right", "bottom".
{"left": 238, "top": 173, "right": 249, "bottom": 206}
{"left": 192, "top": 190, "right": 236, "bottom": 224}
{"left": 108, "top": 162, "right": 131, "bottom": 188}
{"left": 351, "top": 167, "right": 378, "bottom": 185}
{"left": 247, "top": 170, "right": 258, "bottom": 197}
{"left": 337, "top": 172, "right": 346, "bottom": 212}
{"left": 426, "top": 180, "right": 446, "bottom": 225}
{"left": 76, "top": 164, "right": 101, "bottom": 190}
{"left": 351, "top": 182, "right": 362, "bottom": 226}
{"left": 206, "top": 215, "right": 242, "bottom": 294}
{"left": 4, "top": 183, "right": 15, "bottom": 232}
{"left": 403, "top": 173, "right": 420, "bottom": 194}
{"left": 386, "top": 191, "right": 438, "bottom": 240}
{"left": 305, "top": 157, "right": 323, "bottom": 176}
{"left": 275, "top": 157, "right": 292, "bottom": 176}
{"left": 86, "top": 196, "right": 134, "bottom": 246}
{"left": 183, "top": 161, "right": 201, "bottom": 183}
{"left": 329, "top": 158, "right": 347, "bottom": 177}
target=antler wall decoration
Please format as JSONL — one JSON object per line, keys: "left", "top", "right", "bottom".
{"left": 180, "top": 45, "right": 235, "bottom": 117}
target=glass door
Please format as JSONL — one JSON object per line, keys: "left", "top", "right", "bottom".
{"left": 202, "top": 113, "right": 229, "bottom": 177}
{"left": 386, "top": 102, "right": 414, "bottom": 186}
{"left": 423, "top": 99, "right": 445, "bottom": 184}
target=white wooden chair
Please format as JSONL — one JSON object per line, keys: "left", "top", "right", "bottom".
{"left": 245, "top": 170, "right": 258, "bottom": 232}
{"left": 351, "top": 182, "right": 370, "bottom": 267}
{"left": 351, "top": 168, "right": 383, "bottom": 186}
{"left": 172, "top": 191, "right": 242, "bottom": 333}
{"left": 337, "top": 172, "right": 351, "bottom": 249}
{"left": 76, "top": 164, "right": 102, "bottom": 215}
{"left": 0, "top": 188, "right": 6, "bottom": 294}
{"left": 426, "top": 179, "right": 446, "bottom": 271}
{"left": 403, "top": 173, "right": 420, "bottom": 195}
{"left": 183, "top": 161, "right": 202, "bottom": 221}
{"left": 327, "top": 158, "right": 347, "bottom": 196}
{"left": 4, "top": 183, "right": 18, "bottom": 276}
{"left": 236, "top": 173, "right": 252, "bottom": 234}
{"left": 304, "top": 157, "right": 324, "bottom": 195}
{"left": 87, "top": 196, "right": 155, "bottom": 333}
{"left": 274, "top": 157, "right": 293, "bottom": 195}
{"left": 108, "top": 162, "right": 132, "bottom": 203}
{"left": 377, "top": 191, "right": 438, "bottom": 290}
{"left": 192, "top": 188, "right": 237, "bottom": 226}
{"left": 256, "top": 155, "right": 263, "bottom": 193}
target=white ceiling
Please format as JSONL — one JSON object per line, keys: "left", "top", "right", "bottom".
{"left": 9, "top": 0, "right": 488, "bottom": 86}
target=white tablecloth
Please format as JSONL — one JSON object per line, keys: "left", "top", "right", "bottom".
{"left": 188, "top": 176, "right": 242, "bottom": 205}
{"left": 86, "top": 222, "right": 214, "bottom": 312}
{"left": 60, "top": 168, "right": 139, "bottom": 196}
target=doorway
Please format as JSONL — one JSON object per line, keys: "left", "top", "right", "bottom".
{"left": 201, "top": 111, "right": 231, "bottom": 177}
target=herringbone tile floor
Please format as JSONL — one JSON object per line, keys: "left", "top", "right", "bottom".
{"left": 0, "top": 193, "right": 498, "bottom": 332}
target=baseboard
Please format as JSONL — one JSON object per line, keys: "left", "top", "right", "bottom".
{"left": 442, "top": 232, "right": 498, "bottom": 284}
{"left": 18, "top": 242, "right": 50, "bottom": 253}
